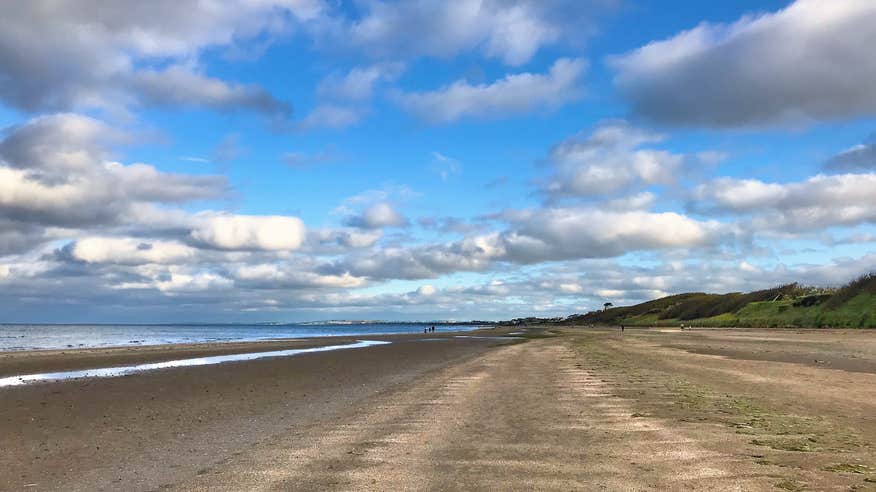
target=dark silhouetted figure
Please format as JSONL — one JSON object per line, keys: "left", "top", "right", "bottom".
{"left": 431, "top": 325, "right": 435, "bottom": 333}
{"left": 621, "top": 325, "right": 625, "bottom": 333}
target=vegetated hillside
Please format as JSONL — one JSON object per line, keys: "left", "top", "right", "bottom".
{"left": 567, "top": 274, "right": 876, "bottom": 328}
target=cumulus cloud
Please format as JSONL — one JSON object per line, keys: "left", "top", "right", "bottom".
{"left": 191, "top": 214, "right": 306, "bottom": 251}
{"left": 393, "top": 58, "right": 586, "bottom": 123}
{"left": 329, "top": 206, "right": 720, "bottom": 281}
{"left": 603, "top": 192, "right": 657, "bottom": 211}
{"left": 344, "top": 203, "right": 408, "bottom": 229}
{"left": 0, "top": 113, "right": 318, "bottom": 262}
{"left": 0, "top": 113, "right": 126, "bottom": 174}
{"left": 417, "top": 216, "right": 483, "bottom": 235}
{"left": 612, "top": 0, "right": 876, "bottom": 127}
{"left": 120, "top": 266, "right": 234, "bottom": 294}
{"left": 0, "top": 226, "right": 44, "bottom": 256}
{"left": 0, "top": 0, "right": 312, "bottom": 114}
{"left": 233, "top": 263, "right": 364, "bottom": 289}
{"left": 304, "top": 228, "right": 383, "bottom": 253}
{"left": 63, "top": 237, "right": 196, "bottom": 265}
{"left": 416, "top": 285, "right": 437, "bottom": 296}
{"left": 133, "top": 66, "right": 291, "bottom": 116}
{"left": 691, "top": 173, "right": 876, "bottom": 232}
{"left": 544, "top": 120, "right": 684, "bottom": 197}
{"left": 0, "top": 114, "right": 228, "bottom": 254}
{"left": 498, "top": 207, "right": 718, "bottom": 262}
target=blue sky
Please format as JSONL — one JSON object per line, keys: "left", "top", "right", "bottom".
{"left": 0, "top": 0, "right": 875, "bottom": 322}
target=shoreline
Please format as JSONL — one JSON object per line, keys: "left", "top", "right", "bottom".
{"left": 0, "top": 331, "right": 516, "bottom": 490}
{"left": 0, "top": 326, "right": 508, "bottom": 379}
{"left": 0, "top": 323, "right": 489, "bottom": 353}
{"left": 0, "top": 340, "right": 394, "bottom": 388}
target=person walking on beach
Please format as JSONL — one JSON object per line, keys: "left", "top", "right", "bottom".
{"left": 431, "top": 325, "right": 435, "bottom": 333}
{"left": 621, "top": 325, "right": 625, "bottom": 333}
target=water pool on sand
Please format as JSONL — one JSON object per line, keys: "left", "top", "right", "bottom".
{"left": 0, "top": 340, "right": 390, "bottom": 388}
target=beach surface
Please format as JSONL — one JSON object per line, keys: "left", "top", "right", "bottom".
{"left": 3, "top": 327, "right": 876, "bottom": 490}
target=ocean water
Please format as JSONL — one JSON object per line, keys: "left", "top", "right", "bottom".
{"left": 0, "top": 323, "right": 481, "bottom": 351}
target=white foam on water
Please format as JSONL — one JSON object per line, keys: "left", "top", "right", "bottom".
{"left": 0, "top": 340, "right": 390, "bottom": 388}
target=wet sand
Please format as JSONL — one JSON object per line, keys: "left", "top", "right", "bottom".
{"left": 0, "top": 330, "right": 486, "bottom": 378}
{"left": 4, "top": 327, "right": 876, "bottom": 490}
{"left": 1, "top": 330, "right": 513, "bottom": 490}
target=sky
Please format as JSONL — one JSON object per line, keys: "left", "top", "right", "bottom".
{"left": 0, "top": 0, "right": 875, "bottom": 323}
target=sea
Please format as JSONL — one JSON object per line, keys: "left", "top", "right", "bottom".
{"left": 0, "top": 323, "right": 482, "bottom": 352}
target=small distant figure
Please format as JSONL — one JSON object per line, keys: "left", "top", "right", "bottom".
{"left": 621, "top": 325, "right": 625, "bottom": 333}
{"left": 431, "top": 325, "right": 436, "bottom": 333}
{"left": 424, "top": 327, "right": 428, "bottom": 334}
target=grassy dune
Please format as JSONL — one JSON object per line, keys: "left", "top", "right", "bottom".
{"left": 569, "top": 273, "right": 876, "bottom": 328}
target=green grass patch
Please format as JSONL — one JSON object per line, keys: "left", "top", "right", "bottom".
{"left": 823, "top": 463, "right": 873, "bottom": 474}
{"left": 751, "top": 437, "right": 820, "bottom": 452}
{"left": 774, "top": 478, "right": 806, "bottom": 491}
{"left": 569, "top": 333, "right": 870, "bottom": 486}
{"left": 558, "top": 273, "right": 876, "bottom": 328}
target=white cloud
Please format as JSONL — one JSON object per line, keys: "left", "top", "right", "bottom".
{"left": 0, "top": 0, "right": 316, "bottom": 114}
{"left": 393, "top": 58, "right": 586, "bottom": 123}
{"left": 233, "top": 263, "right": 365, "bottom": 289}
{"left": 330, "top": 0, "right": 611, "bottom": 66}
{"left": 612, "top": 0, "right": 876, "bottom": 127}
{"left": 545, "top": 120, "right": 683, "bottom": 197}
{"left": 500, "top": 207, "right": 717, "bottom": 262}
{"left": 133, "top": 65, "right": 290, "bottom": 115}
{"left": 691, "top": 173, "right": 876, "bottom": 232}
{"left": 0, "top": 113, "right": 126, "bottom": 173}
{"left": 191, "top": 214, "right": 306, "bottom": 251}
{"left": 558, "top": 282, "right": 584, "bottom": 294}
{"left": 417, "top": 285, "right": 437, "bottom": 296}
{"left": 0, "top": 114, "right": 227, "bottom": 252}
{"left": 317, "top": 63, "right": 405, "bottom": 101}
{"left": 66, "top": 237, "right": 196, "bottom": 265}
{"left": 344, "top": 202, "right": 408, "bottom": 229}
{"left": 305, "top": 228, "right": 383, "bottom": 253}
{"left": 604, "top": 192, "right": 657, "bottom": 211}
{"left": 330, "top": 206, "right": 721, "bottom": 281}
{"left": 121, "top": 266, "right": 234, "bottom": 293}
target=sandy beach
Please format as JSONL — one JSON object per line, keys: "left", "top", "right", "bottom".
{"left": 4, "top": 327, "right": 876, "bottom": 490}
